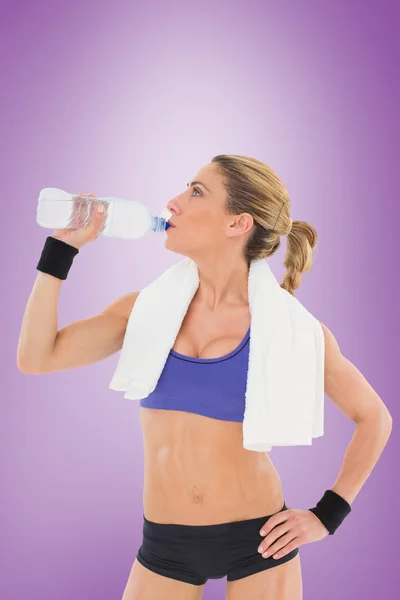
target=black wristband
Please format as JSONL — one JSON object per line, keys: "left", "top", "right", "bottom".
{"left": 36, "top": 236, "right": 79, "bottom": 280}
{"left": 309, "top": 489, "right": 352, "bottom": 535}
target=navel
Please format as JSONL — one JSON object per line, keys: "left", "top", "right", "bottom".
{"left": 191, "top": 485, "right": 204, "bottom": 504}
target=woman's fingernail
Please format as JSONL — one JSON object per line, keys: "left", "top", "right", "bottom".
{"left": 260, "top": 530, "right": 265, "bottom": 536}
{"left": 258, "top": 545, "right": 263, "bottom": 553}
{"left": 97, "top": 205, "right": 104, "bottom": 213}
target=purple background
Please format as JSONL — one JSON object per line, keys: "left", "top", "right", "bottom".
{"left": 2, "top": 0, "right": 398, "bottom": 598}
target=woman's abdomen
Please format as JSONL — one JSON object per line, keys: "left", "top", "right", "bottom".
{"left": 140, "top": 407, "right": 285, "bottom": 525}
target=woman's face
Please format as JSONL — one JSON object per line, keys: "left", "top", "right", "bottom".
{"left": 165, "top": 163, "right": 253, "bottom": 261}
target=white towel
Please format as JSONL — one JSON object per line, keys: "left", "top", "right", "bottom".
{"left": 109, "top": 257, "right": 325, "bottom": 452}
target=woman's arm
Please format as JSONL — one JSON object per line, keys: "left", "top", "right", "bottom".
{"left": 319, "top": 321, "right": 393, "bottom": 505}
{"left": 17, "top": 269, "right": 140, "bottom": 373}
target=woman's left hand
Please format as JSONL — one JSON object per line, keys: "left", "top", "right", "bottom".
{"left": 257, "top": 508, "right": 330, "bottom": 559}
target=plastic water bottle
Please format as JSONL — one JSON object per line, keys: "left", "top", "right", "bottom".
{"left": 36, "top": 188, "right": 173, "bottom": 240}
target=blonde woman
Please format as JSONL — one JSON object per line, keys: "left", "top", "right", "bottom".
{"left": 17, "top": 155, "right": 392, "bottom": 600}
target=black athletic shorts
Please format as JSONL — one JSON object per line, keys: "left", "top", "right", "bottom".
{"left": 136, "top": 501, "right": 299, "bottom": 586}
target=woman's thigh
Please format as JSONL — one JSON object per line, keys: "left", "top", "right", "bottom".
{"left": 121, "top": 558, "right": 206, "bottom": 600}
{"left": 225, "top": 553, "right": 302, "bottom": 600}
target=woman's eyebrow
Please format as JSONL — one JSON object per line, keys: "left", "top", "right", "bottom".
{"left": 186, "top": 181, "right": 211, "bottom": 193}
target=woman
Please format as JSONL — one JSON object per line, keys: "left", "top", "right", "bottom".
{"left": 17, "top": 155, "right": 392, "bottom": 600}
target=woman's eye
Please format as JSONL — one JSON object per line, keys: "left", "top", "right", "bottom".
{"left": 192, "top": 187, "right": 201, "bottom": 196}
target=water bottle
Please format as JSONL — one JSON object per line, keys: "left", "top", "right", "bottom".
{"left": 36, "top": 188, "right": 173, "bottom": 240}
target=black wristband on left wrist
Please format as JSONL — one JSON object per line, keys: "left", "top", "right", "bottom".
{"left": 308, "top": 489, "right": 352, "bottom": 535}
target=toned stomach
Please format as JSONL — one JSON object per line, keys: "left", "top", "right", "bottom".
{"left": 140, "top": 407, "right": 285, "bottom": 525}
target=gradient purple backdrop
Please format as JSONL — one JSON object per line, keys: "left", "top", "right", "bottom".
{"left": 1, "top": 0, "right": 398, "bottom": 598}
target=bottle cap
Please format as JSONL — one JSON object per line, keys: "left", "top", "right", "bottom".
{"left": 157, "top": 207, "right": 172, "bottom": 221}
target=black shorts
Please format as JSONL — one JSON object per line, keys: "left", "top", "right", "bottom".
{"left": 136, "top": 501, "right": 299, "bottom": 586}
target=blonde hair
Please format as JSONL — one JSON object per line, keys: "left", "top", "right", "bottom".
{"left": 211, "top": 154, "right": 318, "bottom": 296}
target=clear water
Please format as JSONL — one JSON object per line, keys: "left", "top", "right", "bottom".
{"left": 36, "top": 188, "right": 170, "bottom": 240}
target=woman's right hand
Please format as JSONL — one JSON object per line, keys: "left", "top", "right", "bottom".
{"left": 51, "top": 192, "right": 106, "bottom": 250}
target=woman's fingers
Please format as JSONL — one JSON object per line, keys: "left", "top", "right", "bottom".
{"left": 78, "top": 191, "right": 97, "bottom": 197}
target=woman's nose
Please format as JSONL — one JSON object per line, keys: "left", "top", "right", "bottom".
{"left": 167, "top": 189, "right": 186, "bottom": 213}
{"left": 166, "top": 198, "right": 178, "bottom": 213}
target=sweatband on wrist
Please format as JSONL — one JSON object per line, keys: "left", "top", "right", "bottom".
{"left": 36, "top": 236, "right": 79, "bottom": 280}
{"left": 309, "top": 489, "right": 352, "bottom": 535}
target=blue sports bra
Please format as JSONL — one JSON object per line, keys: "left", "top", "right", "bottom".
{"left": 139, "top": 327, "right": 251, "bottom": 422}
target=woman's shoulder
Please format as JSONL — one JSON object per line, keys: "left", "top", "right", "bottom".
{"left": 102, "top": 290, "right": 141, "bottom": 322}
